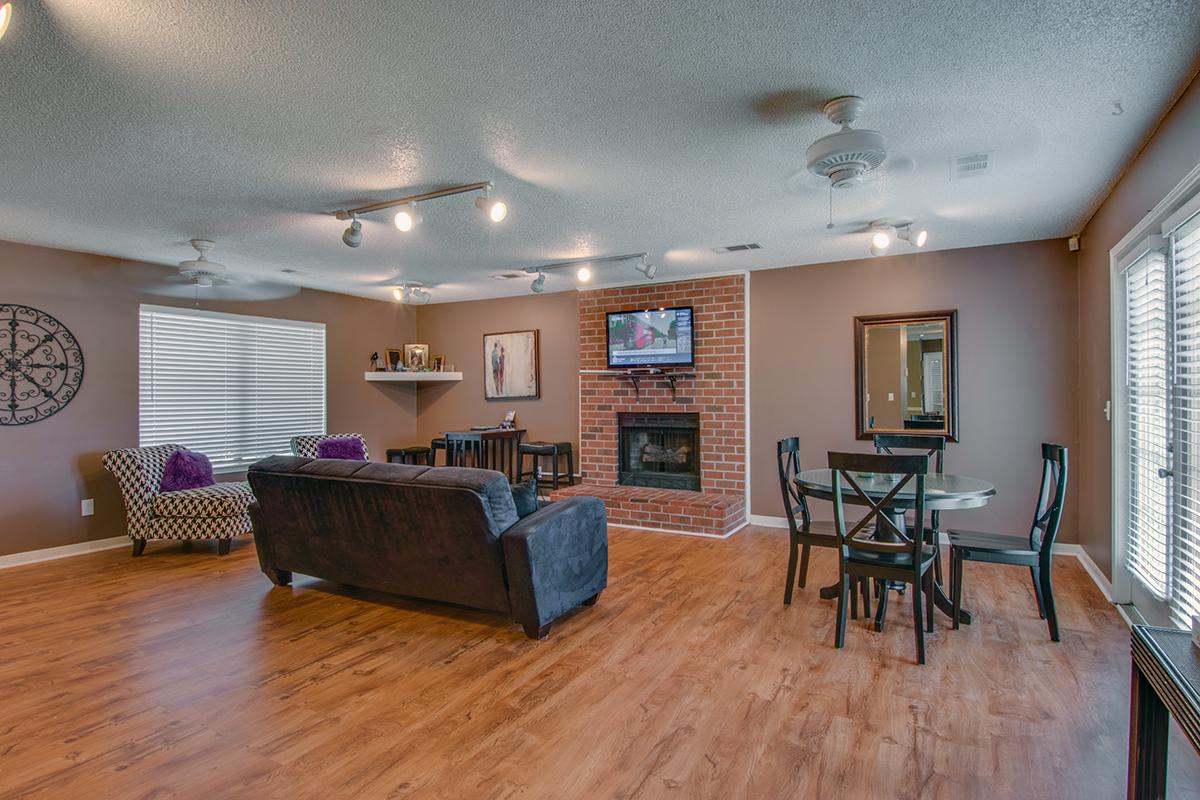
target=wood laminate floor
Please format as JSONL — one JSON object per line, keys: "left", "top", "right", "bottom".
{"left": 0, "top": 526, "right": 1196, "bottom": 799}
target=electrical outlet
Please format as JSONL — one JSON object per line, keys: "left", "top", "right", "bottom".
{"left": 81, "top": 498, "right": 94, "bottom": 517}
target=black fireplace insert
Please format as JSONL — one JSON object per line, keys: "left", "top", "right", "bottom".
{"left": 617, "top": 412, "right": 700, "bottom": 491}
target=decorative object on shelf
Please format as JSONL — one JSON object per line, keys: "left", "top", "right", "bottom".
{"left": 403, "top": 343, "right": 430, "bottom": 370}
{"left": 384, "top": 348, "right": 403, "bottom": 371}
{"left": 432, "top": 354, "right": 446, "bottom": 372}
{"left": 370, "top": 351, "right": 381, "bottom": 372}
{"left": 1, "top": 304, "right": 85, "bottom": 426}
{"left": 484, "top": 330, "right": 539, "bottom": 400}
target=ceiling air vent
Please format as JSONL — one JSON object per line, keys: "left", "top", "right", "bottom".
{"left": 712, "top": 242, "right": 763, "bottom": 254}
{"left": 490, "top": 271, "right": 526, "bottom": 280}
{"left": 949, "top": 152, "right": 991, "bottom": 181}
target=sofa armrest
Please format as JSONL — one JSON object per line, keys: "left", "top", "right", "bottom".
{"left": 502, "top": 496, "right": 608, "bottom": 637}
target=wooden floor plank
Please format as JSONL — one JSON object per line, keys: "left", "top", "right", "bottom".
{"left": 0, "top": 526, "right": 1197, "bottom": 798}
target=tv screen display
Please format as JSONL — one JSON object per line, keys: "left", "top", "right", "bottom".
{"left": 607, "top": 307, "right": 694, "bottom": 368}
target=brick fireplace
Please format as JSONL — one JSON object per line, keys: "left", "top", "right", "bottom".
{"left": 550, "top": 274, "right": 747, "bottom": 537}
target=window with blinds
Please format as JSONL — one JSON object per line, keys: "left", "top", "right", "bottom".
{"left": 1121, "top": 206, "right": 1200, "bottom": 626}
{"left": 139, "top": 305, "right": 326, "bottom": 472}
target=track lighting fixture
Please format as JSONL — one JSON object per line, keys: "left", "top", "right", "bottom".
{"left": 332, "top": 181, "right": 505, "bottom": 246}
{"left": 530, "top": 271, "right": 546, "bottom": 293}
{"left": 393, "top": 282, "right": 431, "bottom": 304}
{"left": 474, "top": 187, "right": 508, "bottom": 223}
{"left": 341, "top": 216, "right": 363, "bottom": 248}
{"left": 633, "top": 256, "right": 658, "bottom": 280}
{"left": 521, "top": 252, "right": 648, "bottom": 293}
{"left": 0, "top": 3, "right": 12, "bottom": 41}
{"left": 867, "top": 220, "right": 929, "bottom": 256}
{"left": 393, "top": 203, "right": 421, "bottom": 232}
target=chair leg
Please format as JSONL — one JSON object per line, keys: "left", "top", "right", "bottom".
{"left": 850, "top": 577, "right": 859, "bottom": 620}
{"left": 218, "top": 539, "right": 231, "bottom": 556}
{"left": 131, "top": 538, "right": 146, "bottom": 557}
{"left": 951, "top": 549, "right": 963, "bottom": 631}
{"left": 798, "top": 543, "right": 811, "bottom": 589}
{"left": 834, "top": 576, "right": 849, "bottom": 649}
{"left": 860, "top": 576, "right": 871, "bottom": 619}
{"left": 1030, "top": 566, "right": 1047, "bottom": 619}
{"left": 912, "top": 574, "right": 926, "bottom": 665}
{"left": 1039, "top": 562, "right": 1060, "bottom": 642}
{"left": 552, "top": 448, "right": 561, "bottom": 490}
{"left": 874, "top": 580, "right": 890, "bottom": 633}
{"left": 567, "top": 449, "right": 575, "bottom": 486}
{"left": 784, "top": 539, "right": 799, "bottom": 605}
{"left": 925, "top": 569, "right": 935, "bottom": 633}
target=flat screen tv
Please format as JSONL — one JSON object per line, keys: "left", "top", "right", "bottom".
{"left": 606, "top": 306, "right": 694, "bottom": 368}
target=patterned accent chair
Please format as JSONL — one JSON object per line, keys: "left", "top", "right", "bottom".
{"left": 102, "top": 444, "right": 255, "bottom": 556}
{"left": 289, "top": 433, "right": 370, "bottom": 460}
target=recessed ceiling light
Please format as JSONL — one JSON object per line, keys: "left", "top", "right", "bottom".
{"left": 577, "top": 266, "right": 592, "bottom": 282}
{"left": 0, "top": 4, "right": 12, "bottom": 42}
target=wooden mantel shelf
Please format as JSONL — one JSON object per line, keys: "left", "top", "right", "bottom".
{"left": 364, "top": 371, "right": 463, "bottom": 383}
{"left": 578, "top": 368, "right": 695, "bottom": 399}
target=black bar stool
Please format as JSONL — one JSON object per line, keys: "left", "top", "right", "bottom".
{"left": 429, "top": 438, "right": 447, "bottom": 466}
{"left": 518, "top": 442, "right": 574, "bottom": 490}
{"left": 386, "top": 446, "right": 432, "bottom": 465}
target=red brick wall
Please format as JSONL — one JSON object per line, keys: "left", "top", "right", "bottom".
{"left": 577, "top": 274, "right": 746, "bottom": 496}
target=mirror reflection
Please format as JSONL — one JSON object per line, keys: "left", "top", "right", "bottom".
{"left": 860, "top": 316, "right": 952, "bottom": 436}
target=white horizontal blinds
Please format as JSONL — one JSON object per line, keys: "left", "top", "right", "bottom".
{"left": 1126, "top": 247, "right": 1171, "bottom": 596}
{"left": 139, "top": 305, "right": 326, "bottom": 472}
{"left": 1169, "top": 212, "right": 1200, "bottom": 624}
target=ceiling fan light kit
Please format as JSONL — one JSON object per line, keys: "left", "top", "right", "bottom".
{"left": 868, "top": 220, "right": 929, "bottom": 257}
{"left": 393, "top": 281, "right": 431, "bottom": 304}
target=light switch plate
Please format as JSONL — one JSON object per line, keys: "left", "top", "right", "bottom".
{"left": 81, "top": 498, "right": 94, "bottom": 517}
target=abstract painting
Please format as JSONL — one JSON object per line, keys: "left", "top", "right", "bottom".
{"left": 483, "top": 330, "right": 539, "bottom": 400}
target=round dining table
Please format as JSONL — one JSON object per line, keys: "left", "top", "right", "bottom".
{"left": 793, "top": 468, "right": 997, "bottom": 627}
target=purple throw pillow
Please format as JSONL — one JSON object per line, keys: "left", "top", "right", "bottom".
{"left": 160, "top": 449, "right": 215, "bottom": 492}
{"left": 316, "top": 437, "right": 367, "bottom": 461}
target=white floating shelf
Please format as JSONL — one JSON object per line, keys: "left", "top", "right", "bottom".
{"left": 364, "top": 371, "right": 463, "bottom": 383}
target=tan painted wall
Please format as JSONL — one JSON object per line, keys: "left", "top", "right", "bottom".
{"left": 414, "top": 291, "right": 580, "bottom": 460}
{"left": 0, "top": 241, "right": 417, "bottom": 556}
{"left": 864, "top": 326, "right": 903, "bottom": 430}
{"left": 749, "top": 240, "right": 1080, "bottom": 541}
{"left": 1076, "top": 73, "right": 1200, "bottom": 578}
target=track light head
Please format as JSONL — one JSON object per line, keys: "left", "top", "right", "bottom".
{"left": 342, "top": 217, "right": 363, "bottom": 248}
{"left": 393, "top": 204, "right": 421, "bottom": 232}
{"left": 394, "top": 282, "right": 431, "bottom": 304}
{"left": 0, "top": 3, "right": 12, "bottom": 41}
{"left": 392, "top": 287, "right": 404, "bottom": 301}
{"left": 531, "top": 271, "right": 546, "bottom": 293}
{"left": 576, "top": 266, "right": 592, "bottom": 283}
{"left": 634, "top": 256, "right": 658, "bottom": 280}
{"left": 868, "top": 223, "right": 896, "bottom": 256}
{"left": 475, "top": 187, "right": 508, "bottom": 223}
{"left": 899, "top": 225, "right": 928, "bottom": 248}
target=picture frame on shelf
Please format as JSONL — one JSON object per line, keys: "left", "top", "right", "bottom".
{"left": 403, "top": 343, "right": 430, "bottom": 370}
{"left": 432, "top": 354, "right": 446, "bottom": 372}
{"left": 483, "top": 329, "right": 539, "bottom": 400}
{"left": 384, "top": 348, "right": 403, "bottom": 371}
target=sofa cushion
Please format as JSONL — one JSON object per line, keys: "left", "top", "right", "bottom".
{"left": 317, "top": 436, "right": 368, "bottom": 461}
{"left": 412, "top": 467, "right": 519, "bottom": 534}
{"left": 152, "top": 481, "right": 255, "bottom": 518}
{"left": 511, "top": 477, "right": 540, "bottom": 518}
{"left": 160, "top": 449, "right": 215, "bottom": 492}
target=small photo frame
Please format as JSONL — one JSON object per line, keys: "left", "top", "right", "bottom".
{"left": 403, "top": 343, "right": 430, "bottom": 370}
{"left": 384, "top": 348, "right": 403, "bottom": 371}
{"left": 432, "top": 354, "right": 446, "bottom": 372}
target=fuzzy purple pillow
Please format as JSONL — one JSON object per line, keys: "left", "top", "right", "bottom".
{"left": 160, "top": 449, "right": 215, "bottom": 492}
{"left": 316, "top": 436, "right": 367, "bottom": 461}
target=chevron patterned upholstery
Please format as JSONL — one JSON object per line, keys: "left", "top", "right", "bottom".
{"left": 290, "top": 433, "right": 370, "bottom": 460}
{"left": 103, "top": 445, "right": 254, "bottom": 550}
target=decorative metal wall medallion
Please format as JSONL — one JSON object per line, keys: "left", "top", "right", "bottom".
{"left": 1, "top": 304, "right": 85, "bottom": 425}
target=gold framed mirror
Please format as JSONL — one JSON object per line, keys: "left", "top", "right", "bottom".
{"left": 854, "top": 310, "right": 958, "bottom": 441}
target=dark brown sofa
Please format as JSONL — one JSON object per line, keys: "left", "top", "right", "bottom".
{"left": 246, "top": 456, "right": 607, "bottom": 638}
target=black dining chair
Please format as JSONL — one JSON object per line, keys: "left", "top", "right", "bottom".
{"left": 875, "top": 434, "right": 947, "bottom": 588}
{"left": 778, "top": 438, "right": 862, "bottom": 608}
{"left": 829, "top": 451, "right": 937, "bottom": 664}
{"left": 948, "top": 443, "right": 1068, "bottom": 641}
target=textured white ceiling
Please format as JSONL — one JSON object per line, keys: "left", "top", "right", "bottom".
{"left": 1, "top": 0, "right": 1198, "bottom": 303}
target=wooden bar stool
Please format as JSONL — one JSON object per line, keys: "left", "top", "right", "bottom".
{"left": 518, "top": 442, "right": 574, "bottom": 490}
{"left": 386, "top": 446, "right": 432, "bottom": 465}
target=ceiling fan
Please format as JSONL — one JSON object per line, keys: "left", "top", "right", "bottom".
{"left": 105, "top": 240, "right": 300, "bottom": 302}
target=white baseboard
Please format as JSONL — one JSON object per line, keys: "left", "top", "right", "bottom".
{"left": 612, "top": 519, "right": 747, "bottom": 540}
{"left": 0, "top": 535, "right": 128, "bottom": 570}
{"left": 748, "top": 514, "right": 788, "bottom": 528}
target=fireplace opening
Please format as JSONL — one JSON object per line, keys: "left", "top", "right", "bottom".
{"left": 617, "top": 412, "right": 700, "bottom": 491}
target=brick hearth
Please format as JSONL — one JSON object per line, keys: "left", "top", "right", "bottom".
{"left": 552, "top": 274, "right": 747, "bottom": 537}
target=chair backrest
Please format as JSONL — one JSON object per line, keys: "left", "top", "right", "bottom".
{"left": 776, "top": 437, "right": 812, "bottom": 536}
{"left": 874, "top": 433, "right": 946, "bottom": 473}
{"left": 828, "top": 451, "right": 928, "bottom": 571}
{"left": 1030, "top": 443, "right": 1069, "bottom": 557}
{"left": 290, "top": 433, "right": 369, "bottom": 460}
{"left": 102, "top": 444, "right": 183, "bottom": 539}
